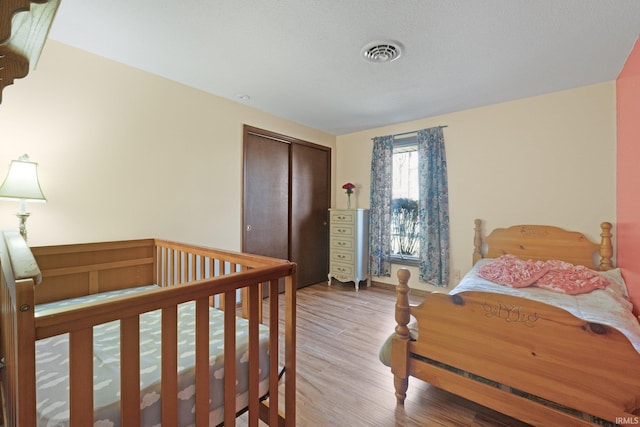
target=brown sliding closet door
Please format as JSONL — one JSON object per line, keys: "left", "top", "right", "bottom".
{"left": 242, "top": 131, "right": 290, "bottom": 262}
{"left": 242, "top": 125, "right": 330, "bottom": 289}
{"left": 291, "top": 143, "right": 330, "bottom": 288}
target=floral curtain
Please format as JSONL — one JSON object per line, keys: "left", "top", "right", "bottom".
{"left": 417, "top": 127, "right": 449, "bottom": 286}
{"left": 369, "top": 135, "right": 394, "bottom": 277}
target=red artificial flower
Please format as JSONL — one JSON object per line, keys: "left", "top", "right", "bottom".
{"left": 342, "top": 182, "right": 355, "bottom": 194}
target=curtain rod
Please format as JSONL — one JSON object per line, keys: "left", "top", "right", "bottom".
{"left": 370, "top": 125, "right": 448, "bottom": 140}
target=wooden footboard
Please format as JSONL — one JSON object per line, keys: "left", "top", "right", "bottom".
{"left": 393, "top": 268, "right": 640, "bottom": 426}
{"left": 0, "top": 232, "right": 296, "bottom": 427}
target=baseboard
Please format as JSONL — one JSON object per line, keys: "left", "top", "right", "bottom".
{"left": 370, "top": 280, "right": 430, "bottom": 297}
{"left": 324, "top": 278, "right": 431, "bottom": 298}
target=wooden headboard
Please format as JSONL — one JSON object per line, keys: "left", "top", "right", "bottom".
{"left": 472, "top": 219, "right": 613, "bottom": 270}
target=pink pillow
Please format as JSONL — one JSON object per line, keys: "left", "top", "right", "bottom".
{"left": 478, "top": 254, "right": 549, "bottom": 288}
{"left": 534, "top": 263, "right": 610, "bottom": 295}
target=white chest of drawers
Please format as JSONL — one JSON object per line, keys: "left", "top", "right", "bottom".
{"left": 327, "top": 208, "right": 370, "bottom": 290}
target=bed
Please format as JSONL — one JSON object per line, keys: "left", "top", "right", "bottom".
{"left": 385, "top": 219, "right": 640, "bottom": 427}
{"left": 0, "top": 231, "right": 296, "bottom": 426}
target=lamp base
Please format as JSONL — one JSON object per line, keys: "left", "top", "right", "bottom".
{"left": 16, "top": 212, "right": 30, "bottom": 241}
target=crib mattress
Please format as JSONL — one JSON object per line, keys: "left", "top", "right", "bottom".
{"left": 34, "top": 286, "right": 271, "bottom": 427}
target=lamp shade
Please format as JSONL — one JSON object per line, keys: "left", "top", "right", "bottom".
{"left": 0, "top": 155, "right": 46, "bottom": 202}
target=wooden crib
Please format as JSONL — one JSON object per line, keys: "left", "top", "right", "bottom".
{"left": 0, "top": 231, "right": 296, "bottom": 426}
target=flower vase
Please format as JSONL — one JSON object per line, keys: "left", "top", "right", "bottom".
{"left": 347, "top": 193, "right": 351, "bottom": 209}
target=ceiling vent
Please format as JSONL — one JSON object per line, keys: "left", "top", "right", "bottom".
{"left": 361, "top": 41, "right": 403, "bottom": 63}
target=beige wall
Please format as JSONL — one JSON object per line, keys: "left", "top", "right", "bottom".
{"left": 0, "top": 41, "right": 336, "bottom": 249}
{"left": 0, "top": 41, "right": 617, "bottom": 293}
{"left": 336, "top": 82, "right": 616, "bottom": 291}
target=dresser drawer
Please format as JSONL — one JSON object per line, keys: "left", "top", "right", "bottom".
{"left": 330, "top": 211, "right": 355, "bottom": 224}
{"left": 331, "top": 224, "right": 354, "bottom": 238}
{"left": 330, "top": 262, "right": 354, "bottom": 277}
{"left": 330, "top": 237, "right": 353, "bottom": 250}
{"left": 330, "top": 250, "right": 354, "bottom": 263}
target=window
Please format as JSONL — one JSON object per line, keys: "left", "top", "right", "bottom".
{"left": 370, "top": 128, "right": 448, "bottom": 285}
{"left": 391, "top": 137, "right": 419, "bottom": 261}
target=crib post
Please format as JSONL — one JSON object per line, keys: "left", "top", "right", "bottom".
{"left": 0, "top": 231, "right": 40, "bottom": 427}
{"left": 391, "top": 268, "right": 411, "bottom": 404}
{"left": 284, "top": 271, "right": 297, "bottom": 426}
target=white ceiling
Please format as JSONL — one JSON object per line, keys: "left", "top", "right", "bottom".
{"left": 47, "top": 0, "right": 640, "bottom": 136}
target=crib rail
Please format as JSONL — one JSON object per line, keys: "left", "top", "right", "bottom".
{"left": 1, "top": 235, "right": 296, "bottom": 427}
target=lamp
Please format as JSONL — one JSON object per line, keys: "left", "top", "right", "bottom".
{"left": 0, "top": 154, "right": 46, "bottom": 241}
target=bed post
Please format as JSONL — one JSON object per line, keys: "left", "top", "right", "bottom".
{"left": 598, "top": 222, "right": 613, "bottom": 271}
{"left": 391, "top": 268, "right": 411, "bottom": 404}
{"left": 473, "top": 218, "right": 483, "bottom": 264}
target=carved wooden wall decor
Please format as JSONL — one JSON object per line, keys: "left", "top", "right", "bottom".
{"left": 0, "top": 0, "right": 60, "bottom": 103}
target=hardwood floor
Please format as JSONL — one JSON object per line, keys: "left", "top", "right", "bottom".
{"left": 239, "top": 281, "right": 532, "bottom": 426}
